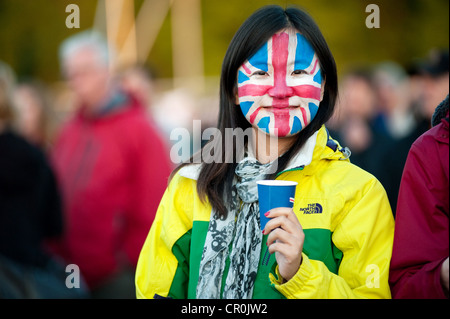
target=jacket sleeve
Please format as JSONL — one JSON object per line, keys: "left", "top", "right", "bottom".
{"left": 135, "top": 173, "right": 194, "bottom": 299}
{"left": 271, "top": 178, "right": 395, "bottom": 298}
{"left": 389, "top": 138, "right": 449, "bottom": 299}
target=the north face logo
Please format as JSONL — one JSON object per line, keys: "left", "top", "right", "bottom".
{"left": 300, "top": 203, "right": 323, "bottom": 214}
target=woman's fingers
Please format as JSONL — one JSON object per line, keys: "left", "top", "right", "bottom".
{"left": 262, "top": 207, "right": 302, "bottom": 236}
{"left": 266, "top": 226, "right": 290, "bottom": 247}
{"left": 265, "top": 220, "right": 305, "bottom": 248}
{"left": 262, "top": 207, "right": 305, "bottom": 281}
{"left": 267, "top": 238, "right": 298, "bottom": 258}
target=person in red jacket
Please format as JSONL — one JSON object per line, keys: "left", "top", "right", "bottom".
{"left": 51, "top": 30, "right": 172, "bottom": 298}
{"left": 389, "top": 95, "right": 449, "bottom": 298}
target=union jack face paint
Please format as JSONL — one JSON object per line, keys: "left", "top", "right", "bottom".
{"left": 237, "top": 30, "right": 323, "bottom": 137}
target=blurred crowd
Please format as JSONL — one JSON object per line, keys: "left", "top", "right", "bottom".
{"left": 0, "top": 30, "right": 174, "bottom": 298}
{"left": 0, "top": 28, "right": 448, "bottom": 298}
{"left": 328, "top": 50, "right": 449, "bottom": 213}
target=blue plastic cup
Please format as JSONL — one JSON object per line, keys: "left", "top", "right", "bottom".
{"left": 257, "top": 180, "right": 297, "bottom": 231}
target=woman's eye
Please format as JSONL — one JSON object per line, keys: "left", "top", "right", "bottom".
{"left": 292, "top": 69, "right": 307, "bottom": 75}
{"left": 252, "top": 70, "right": 268, "bottom": 76}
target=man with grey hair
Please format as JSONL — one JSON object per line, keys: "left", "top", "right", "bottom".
{"left": 58, "top": 30, "right": 113, "bottom": 115}
{"left": 50, "top": 30, "right": 172, "bottom": 298}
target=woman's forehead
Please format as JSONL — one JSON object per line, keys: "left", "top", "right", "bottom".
{"left": 245, "top": 29, "right": 316, "bottom": 69}
{"left": 265, "top": 29, "right": 306, "bottom": 50}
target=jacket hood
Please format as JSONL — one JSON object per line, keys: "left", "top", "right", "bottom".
{"left": 296, "top": 125, "right": 350, "bottom": 176}
{"left": 75, "top": 91, "right": 143, "bottom": 123}
{"left": 431, "top": 95, "right": 449, "bottom": 127}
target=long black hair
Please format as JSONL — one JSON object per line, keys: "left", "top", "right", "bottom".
{"left": 175, "top": 5, "right": 338, "bottom": 217}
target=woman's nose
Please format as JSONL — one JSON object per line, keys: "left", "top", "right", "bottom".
{"left": 268, "top": 80, "right": 294, "bottom": 99}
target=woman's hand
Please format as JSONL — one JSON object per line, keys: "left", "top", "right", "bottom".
{"left": 263, "top": 207, "right": 305, "bottom": 282}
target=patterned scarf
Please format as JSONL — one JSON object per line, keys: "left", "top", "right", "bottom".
{"left": 196, "top": 156, "right": 273, "bottom": 299}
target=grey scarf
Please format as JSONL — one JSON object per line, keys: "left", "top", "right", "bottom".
{"left": 196, "top": 156, "right": 273, "bottom": 299}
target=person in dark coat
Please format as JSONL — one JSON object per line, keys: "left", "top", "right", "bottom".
{"left": 389, "top": 95, "right": 449, "bottom": 299}
{"left": 0, "top": 60, "right": 88, "bottom": 298}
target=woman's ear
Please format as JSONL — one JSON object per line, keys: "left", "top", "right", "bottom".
{"left": 320, "top": 77, "right": 326, "bottom": 102}
{"left": 233, "top": 86, "right": 239, "bottom": 105}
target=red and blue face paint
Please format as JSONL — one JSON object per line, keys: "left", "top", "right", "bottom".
{"left": 237, "top": 30, "right": 323, "bottom": 137}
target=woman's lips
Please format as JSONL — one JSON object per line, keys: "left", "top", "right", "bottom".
{"left": 262, "top": 105, "right": 298, "bottom": 109}
{"left": 261, "top": 106, "right": 299, "bottom": 112}
{"left": 260, "top": 106, "right": 297, "bottom": 116}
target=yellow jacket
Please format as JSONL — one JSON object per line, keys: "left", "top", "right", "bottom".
{"left": 136, "top": 125, "right": 395, "bottom": 298}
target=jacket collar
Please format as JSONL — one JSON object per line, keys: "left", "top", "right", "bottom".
{"left": 296, "top": 125, "right": 350, "bottom": 176}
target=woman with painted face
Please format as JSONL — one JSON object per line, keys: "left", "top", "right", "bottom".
{"left": 136, "top": 5, "right": 394, "bottom": 299}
